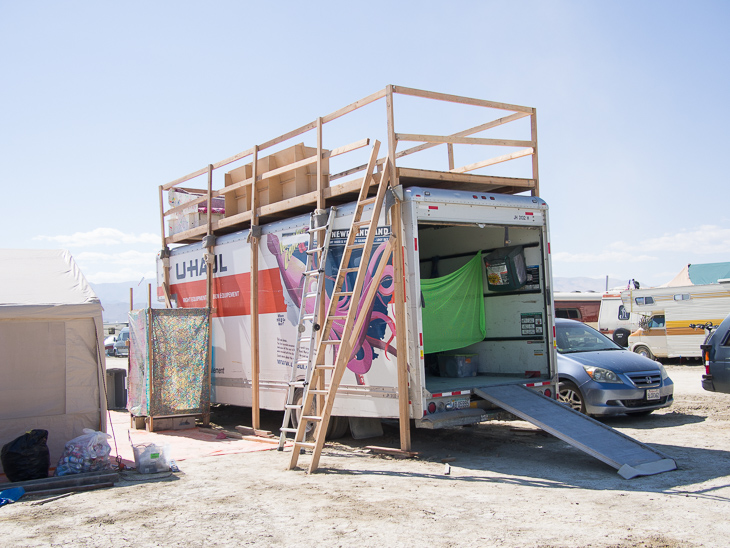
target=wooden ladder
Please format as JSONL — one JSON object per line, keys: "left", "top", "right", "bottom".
{"left": 288, "top": 141, "right": 393, "bottom": 473}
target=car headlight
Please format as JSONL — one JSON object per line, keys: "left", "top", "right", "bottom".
{"left": 583, "top": 365, "right": 623, "bottom": 384}
{"left": 657, "top": 363, "right": 668, "bottom": 380}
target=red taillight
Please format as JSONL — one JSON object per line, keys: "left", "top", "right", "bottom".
{"left": 427, "top": 402, "right": 436, "bottom": 414}
{"left": 706, "top": 365, "right": 711, "bottom": 375}
{"left": 544, "top": 388, "right": 552, "bottom": 398}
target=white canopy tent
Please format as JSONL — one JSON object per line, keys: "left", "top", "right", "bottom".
{"left": 0, "top": 249, "right": 107, "bottom": 475}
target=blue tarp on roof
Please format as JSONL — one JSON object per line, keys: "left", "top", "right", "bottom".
{"left": 688, "top": 262, "right": 730, "bottom": 285}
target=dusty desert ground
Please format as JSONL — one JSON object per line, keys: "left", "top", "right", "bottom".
{"left": 3, "top": 362, "right": 730, "bottom": 547}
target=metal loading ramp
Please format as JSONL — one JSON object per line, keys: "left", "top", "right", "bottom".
{"left": 474, "top": 384, "right": 677, "bottom": 479}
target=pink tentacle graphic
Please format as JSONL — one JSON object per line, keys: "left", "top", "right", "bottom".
{"left": 268, "top": 233, "right": 397, "bottom": 386}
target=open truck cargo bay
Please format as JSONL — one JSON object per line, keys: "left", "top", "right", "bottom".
{"left": 154, "top": 86, "right": 675, "bottom": 477}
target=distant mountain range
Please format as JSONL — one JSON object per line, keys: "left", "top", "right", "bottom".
{"left": 553, "top": 276, "right": 628, "bottom": 293}
{"left": 90, "top": 279, "right": 163, "bottom": 323}
{"left": 92, "top": 276, "right": 626, "bottom": 323}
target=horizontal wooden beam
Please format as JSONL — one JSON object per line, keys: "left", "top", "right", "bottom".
{"left": 321, "top": 88, "right": 387, "bottom": 124}
{"left": 216, "top": 209, "right": 252, "bottom": 229}
{"left": 329, "top": 157, "right": 386, "bottom": 182}
{"left": 211, "top": 138, "right": 372, "bottom": 201}
{"left": 258, "top": 190, "right": 318, "bottom": 216}
{"left": 211, "top": 147, "right": 255, "bottom": 171}
{"left": 324, "top": 171, "right": 383, "bottom": 198}
{"left": 451, "top": 148, "right": 534, "bottom": 174}
{"left": 162, "top": 166, "right": 210, "bottom": 191}
{"left": 262, "top": 154, "right": 317, "bottom": 180}
{"left": 396, "top": 133, "right": 534, "bottom": 148}
{"left": 167, "top": 224, "right": 208, "bottom": 244}
{"left": 324, "top": 138, "right": 370, "bottom": 159}
{"left": 396, "top": 167, "right": 535, "bottom": 189}
{"left": 257, "top": 120, "right": 318, "bottom": 154}
{"left": 163, "top": 195, "right": 209, "bottom": 218}
{"left": 395, "top": 112, "right": 531, "bottom": 159}
{"left": 392, "top": 86, "right": 534, "bottom": 114}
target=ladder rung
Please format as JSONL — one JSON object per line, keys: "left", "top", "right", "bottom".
{"left": 341, "top": 267, "right": 359, "bottom": 273}
{"left": 295, "top": 441, "right": 317, "bottom": 449}
{"left": 299, "top": 337, "right": 313, "bottom": 343}
{"left": 320, "top": 340, "right": 341, "bottom": 345}
{"left": 303, "top": 269, "right": 321, "bottom": 276}
{"left": 316, "top": 364, "right": 335, "bottom": 370}
{"left": 359, "top": 196, "right": 378, "bottom": 206}
{"left": 303, "top": 291, "right": 319, "bottom": 298}
{"left": 289, "top": 381, "right": 306, "bottom": 388}
{"left": 346, "top": 243, "right": 365, "bottom": 250}
{"left": 307, "top": 389, "right": 328, "bottom": 395}
{"left": 301, "top": 415, "right": 323, "bottom": 422}
{"left": 352, "top": 219, "right": 370, "bottom": 227}
{"left": 334, "top": 291, "right": 353, "bottom": 297}
{"left": 280, "top": 427, "right": 297, "bottom": 433}
{"left": 302, "top": 314, "right": 315, "bottom": 321}
{"left": 284, "top": 404, "right": 302, "bottom": 410}
{"left": 308, "top": 224, "right": 329, "bottom": 231}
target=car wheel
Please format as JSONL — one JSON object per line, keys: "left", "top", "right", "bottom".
{"left": 634, "top": 345, "right": 655, "bottom": 360}
{"left": 558, "top": 380, "right": 586, "bottom": 414}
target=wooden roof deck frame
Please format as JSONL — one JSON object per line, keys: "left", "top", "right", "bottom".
{"left": 158, "top": 85, "right": 539, "bottom": 247}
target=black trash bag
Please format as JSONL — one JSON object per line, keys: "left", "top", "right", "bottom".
{"left": 1, "top": 429, "right": 50, "bottom": 482}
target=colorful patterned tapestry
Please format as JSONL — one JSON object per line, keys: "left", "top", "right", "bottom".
{"left": 127, "top": 308, "right": 210, "bottom": 417}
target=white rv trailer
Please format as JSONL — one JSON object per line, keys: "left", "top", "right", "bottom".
{"left": 157, "top": 188, "right": 557, "bottom": 429}
{"left": 622, "top": 282, "right": 730, "bottom": 360}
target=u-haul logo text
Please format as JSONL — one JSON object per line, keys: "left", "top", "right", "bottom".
{"left": 175, "top": 254, "right": 228, "bottom": 280}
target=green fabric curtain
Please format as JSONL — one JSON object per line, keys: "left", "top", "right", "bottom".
{"left": 421, "top": 252, "right": 486, "bottom": 354}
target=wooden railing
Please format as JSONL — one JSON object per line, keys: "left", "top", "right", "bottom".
{"left": 159, "top": 85, "right": 538, "bottom": 248}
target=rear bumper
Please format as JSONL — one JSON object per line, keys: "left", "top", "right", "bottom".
{"left": 702, "top": 375, "right": 715, "bottom": 392}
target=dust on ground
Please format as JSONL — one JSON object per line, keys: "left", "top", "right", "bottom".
{"left": 2, "top": 364, "right": 730, "bottom": 548}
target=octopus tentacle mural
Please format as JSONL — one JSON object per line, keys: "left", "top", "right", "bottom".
{"left": 267, "top": 229, "right": 396, "bottom": 385}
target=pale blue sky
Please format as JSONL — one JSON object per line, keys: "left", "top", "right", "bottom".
{"left": 2, "top": 1, "right": 728, "bottom": 288}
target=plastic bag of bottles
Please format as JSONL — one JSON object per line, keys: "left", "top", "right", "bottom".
{"left": 55, "top": 429, "right": 113, "bottom": 476}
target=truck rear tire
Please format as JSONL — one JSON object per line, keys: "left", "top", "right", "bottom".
{"left": 634, "top": 345, "right": 655, "bottom": 361}
{"left": 290, "top": 388, "right": 350, "bottom": 440}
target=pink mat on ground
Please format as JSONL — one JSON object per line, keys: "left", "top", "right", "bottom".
{"left": 106, "top": 411, "right": 279, "bottom": 467}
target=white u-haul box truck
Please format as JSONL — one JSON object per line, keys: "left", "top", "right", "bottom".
{"left": 157, "top": 186, "right": 557, "bottom": 431}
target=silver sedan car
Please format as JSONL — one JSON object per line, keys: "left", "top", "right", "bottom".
{"left": 556, "top": 318, "right": 674, "bottom": 416}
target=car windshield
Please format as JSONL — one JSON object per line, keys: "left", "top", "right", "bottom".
{"left": 556, "top": 322, "right": 622, "bottom": 354}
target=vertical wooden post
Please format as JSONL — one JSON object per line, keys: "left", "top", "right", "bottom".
{"left": 203, "top": 164, "right": 215, "bottom": 427}
{"left": 250, "top": 146, "right": 261, "bottom": 429}
{"left": 158, "top": 185, "right": 167, "bottom": 250}
{"left": 447, "top": 143, "right": 455, "bottom": 171}
{"left": 205, "top": 165, "right": 214, "bottom": 310}
{"left": 386, "top": 85, "right": 411, "bottom": 452}
{"left": 316, "top": 116, "right": 324, "bottom": 210}
{"left": 159, "top": 186, "right": 172, "bottom": 307}
{"left": 530, "top": 108, "right": 539, "bottom": 197}
{"left": 147, "top": 300, "right": 154, "bottom": 431}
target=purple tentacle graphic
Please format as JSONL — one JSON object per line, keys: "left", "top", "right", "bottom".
{"left": 268, "top": 233, "right": 397, "bottom": 385}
